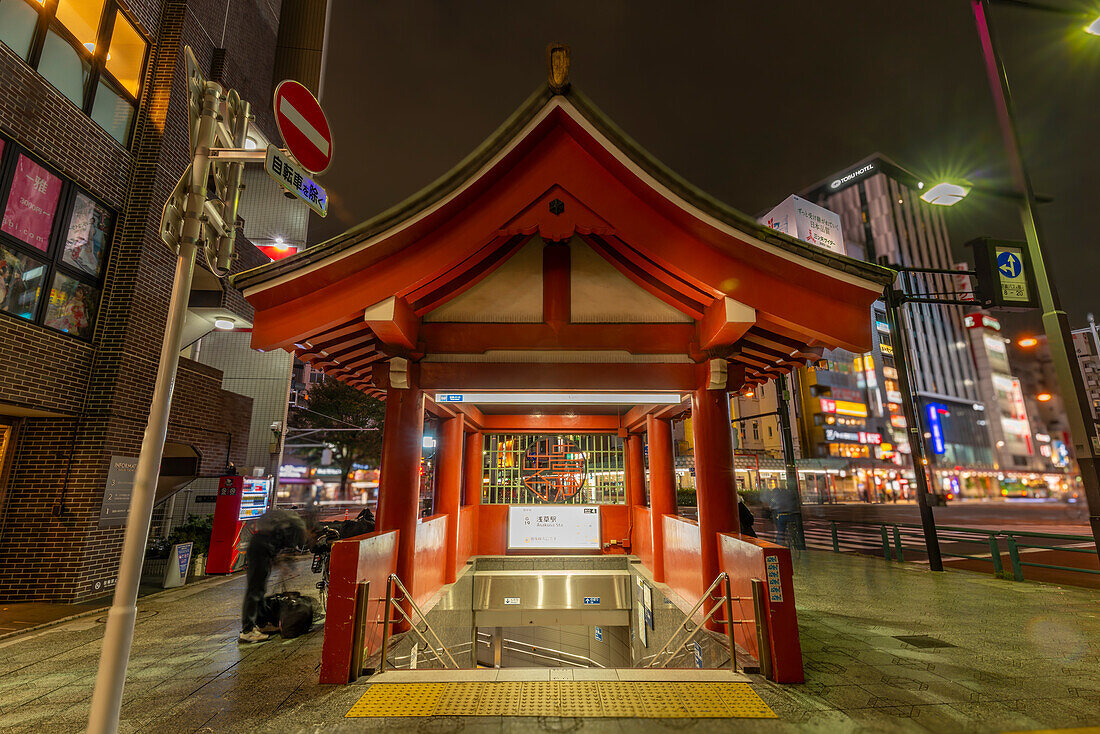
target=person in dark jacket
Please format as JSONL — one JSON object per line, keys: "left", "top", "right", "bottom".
{"left": 239, "top": 509, "right": 307, "bottom": 643}
{"left": 738, "top": 494, "right": 758, "bottom": 538}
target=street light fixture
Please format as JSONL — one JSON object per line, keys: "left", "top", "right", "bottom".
{"left": 1087, "top": 16, "right": 1100, "bottom": 35}
{"left": 920, "top": 182, "right": 971, "bottom": 206}
{"left": 1037, "top": 392, "right": 1053, "bottom": 402}
{"left": 1017, "top": 336, "right": 1039, "bottom": 348}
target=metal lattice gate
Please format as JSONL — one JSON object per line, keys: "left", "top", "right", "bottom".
{"left": 481, "top": 433, "right": 625, "bottom": 505}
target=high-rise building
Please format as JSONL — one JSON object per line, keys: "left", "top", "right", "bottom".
{"left": 965, "top": 312, "right": 1043, "bottom": 473}
{"left": 1071, "top": 318, "right": 1100, "bottom": 424}
{"left": 0, "top": 0, "right": 325, "bottom": 602}
{"left": 799, "top": 155, "right": 995, "bottom": 491}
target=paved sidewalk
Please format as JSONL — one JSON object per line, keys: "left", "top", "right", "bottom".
{"left": 0, "top": 553, "right": 1097, "bottom": 732}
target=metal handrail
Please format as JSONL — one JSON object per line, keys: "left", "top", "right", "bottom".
{"left": 378, "top": 573, "right": 461, "bottom": 672}
{"left": 499, "top": 641, "right": 608, "bottom": 669}
{"left": 816, "top": 518, "right": 1097, "bottom": 582}
{"left": 471, "top": 630, "right": 611, "bottom": 669}
{"left": 644, "top": 572, "right": 752, "bottom": 671}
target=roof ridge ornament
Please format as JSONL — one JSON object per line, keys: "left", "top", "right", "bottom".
{"left": 547, "top": 43, "right": 570, "bottom": 94}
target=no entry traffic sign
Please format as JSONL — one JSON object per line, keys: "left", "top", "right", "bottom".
{"left": 273, "top": 80, "right": 332, "bottom": 174}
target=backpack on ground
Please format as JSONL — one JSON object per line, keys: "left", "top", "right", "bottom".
{"left": 262, "top": 591, "right": 318, "bottom": 638}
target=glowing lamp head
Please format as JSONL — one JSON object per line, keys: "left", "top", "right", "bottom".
{"left": 1087, "top": 16, "right": 1100, "bottom": 35}
{"left": 83, "top": 43, "right": 110, "bottom": 60}
{"left": 1017, "top": 337, "right": 1038, "bottom": 348}
{"left": 274, "top": 237, "right": 288, "bottom": 252}
{"left": 920, "top": 182, "right": 970, "bottom": 206}
{"left": 213, "top": 318, "right": 235, "bottom": 330}
{"left": 1037, "top": 393, "right": 1052, "bottom": 402}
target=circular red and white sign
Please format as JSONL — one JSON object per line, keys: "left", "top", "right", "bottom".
{"left": 273, "top": 80, "right": 333, "bottom": 175}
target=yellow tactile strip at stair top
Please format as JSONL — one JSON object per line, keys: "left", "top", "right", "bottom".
{"left": 347, "top": 681, "right": 777, "bottom": 719}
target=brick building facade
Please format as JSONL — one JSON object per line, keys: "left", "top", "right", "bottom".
{"left": 0, "top": 0, "right": 317, "bottom": 602}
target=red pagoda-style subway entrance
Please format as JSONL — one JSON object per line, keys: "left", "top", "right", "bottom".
{"left": 233, "top": 53, "right": 894, "bottom": 683}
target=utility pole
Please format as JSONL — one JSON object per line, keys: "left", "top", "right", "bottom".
{"left": 775, "top": 375, "right": 806, "bottom": 550}
{"left": 972, "top": 0, "right": 1100, "bottom": 554}
{"left": 88, "top": 48, "right": 250, "bottom": 734}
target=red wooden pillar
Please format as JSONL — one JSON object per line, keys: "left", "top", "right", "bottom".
{"left": 625, "top": 433, "right": 645, "bottom": 555}
{"left": 377, "top": 387, "right": 425, "bottom": 593}
{"left": 692, "top": 384, "right": 739, "bottom": 596}
{"left": 624, "top": 434, "right": 644, "bottom": 507}
{"left": 463, "top": 430, "right": 484, "bottom": 507}
{"left": 435, "top": 416, "right": 464, "bottom": 583}
{"left": 647, "top": 415, "right": 676, "bottom": 582}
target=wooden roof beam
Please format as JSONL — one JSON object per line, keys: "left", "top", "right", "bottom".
{"left": 699, "top": 296, "right": 756, "bottom": 351}
{"left": 364, "top": 296, "right": 418, "bottom": 351}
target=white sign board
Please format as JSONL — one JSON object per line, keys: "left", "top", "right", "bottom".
{"left": 760, "top": 194, "right": 845, "bottom": 255}
{"left": 507, "top": 505, "right": 601, "bottom": 550}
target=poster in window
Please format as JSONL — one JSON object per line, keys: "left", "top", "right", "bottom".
{"left": 63, "top": 193, "right": 111, "bottom": 277}
{"left": 44, "top": 272, "right": 98, "bottom": 338}
{"left": 0, "top": 244, "right": 44, "bottom": 320}
{"left": 1, "top": 155, "right": 62, "bottom": 252}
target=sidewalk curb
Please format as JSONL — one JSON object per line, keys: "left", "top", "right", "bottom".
{"left": 0, "top": 570, "right": 240, "bottom": 643}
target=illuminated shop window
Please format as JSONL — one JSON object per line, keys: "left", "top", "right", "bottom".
{"left": 0, "top": 136, "right": 114, "bottom": 340}
{"left": 0, "top": 0, "right": 148, "bottom": 146}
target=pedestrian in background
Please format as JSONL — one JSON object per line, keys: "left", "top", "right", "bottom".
{"left": 738, "top": 494, "right": 757, "bottom": 538}
{"left": 239, "top": 509, "right": 307, "bottom": 643}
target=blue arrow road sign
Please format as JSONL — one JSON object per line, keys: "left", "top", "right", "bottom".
{"left": 997, "top": 251, "right": 1022, "bottom": 278}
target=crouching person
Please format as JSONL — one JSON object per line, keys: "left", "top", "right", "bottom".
{"left": 239, "top": 509, "right": 306, "bottom": 643}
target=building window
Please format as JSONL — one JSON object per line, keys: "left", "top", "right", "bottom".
{"left": 0, "top": 136, "right": 113, "bottom": 340}
{"left": 0, "top": 0, "right": 39, "bottom": 60}
{"left": 0, "top": 0, "right": 149, "bottom": 146}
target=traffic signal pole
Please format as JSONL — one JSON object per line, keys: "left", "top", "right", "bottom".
{"left": 972, "top": 0, "right": 1100, "bottom": 555}
{"left": 884, "top": 285, "right": 944, "bottom": 571}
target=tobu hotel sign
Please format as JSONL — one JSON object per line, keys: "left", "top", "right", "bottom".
{"left": 273, "top": 80, "right": 333, "bottom": 174}
{"left": 508, "top": 506, "right": 601, "bottom": 550}
{"left": 520, "top": 436, "right": 587, "bottom": 503}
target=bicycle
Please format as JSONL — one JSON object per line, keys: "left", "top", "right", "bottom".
{"left": 310, "top": 527, "right": 340, "bottom": 610}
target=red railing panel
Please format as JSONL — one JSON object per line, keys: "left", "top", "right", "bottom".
{"left": 319, "top": 530, "right": 398, "bottom": 684}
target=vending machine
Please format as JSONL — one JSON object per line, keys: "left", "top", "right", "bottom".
{"left": 206, "top": 475, "right": 272, "bottom": 574}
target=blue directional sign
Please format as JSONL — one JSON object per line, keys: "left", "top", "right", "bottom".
{"left": 995, "top": 246, "right": 1029, "bottom": 303}
{"left": 997, "top": 251, "right": 1021, "bottom": 279}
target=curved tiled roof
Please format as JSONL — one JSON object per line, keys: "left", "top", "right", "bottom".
{"left": 233, "top": 83, "right": 894, "bottom": 293}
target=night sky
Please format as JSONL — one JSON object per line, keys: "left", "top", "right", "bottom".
{"left": 311, "top": 0, "right": 1100, "bottom": 335}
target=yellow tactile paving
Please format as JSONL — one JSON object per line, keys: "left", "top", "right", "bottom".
{"left": 597, "top": 681, "right": 650, "bottom": 718}
{"left": 346, "top": 680, "right": 777, "bottom": 719}
{"left": 434, "top": 680, "right": 485, "bottom": 716}
{"left": 525, "top": 681, "right": 564, "bottom": 716}
{"left": 474, "top": 681, "right": 523, "bottom": 716}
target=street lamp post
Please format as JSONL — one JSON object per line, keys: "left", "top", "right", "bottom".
{"left": 969, "top": 0, "right": 1100, "bottom": 553}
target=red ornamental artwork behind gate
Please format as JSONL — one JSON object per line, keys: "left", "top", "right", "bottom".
{"left": 520, "top": 437, "right": 587, "bottom": 503}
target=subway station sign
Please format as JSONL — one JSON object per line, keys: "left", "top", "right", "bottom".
{"left": 507, "top": 505, "right": 600, "bottom": 550}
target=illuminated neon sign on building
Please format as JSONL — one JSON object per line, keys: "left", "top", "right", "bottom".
{"left": 926, "top": 403, "right": 947, "bottom": 455}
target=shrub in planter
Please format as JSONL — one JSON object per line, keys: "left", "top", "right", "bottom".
{"left": 676, "top": 489, "right": 698, "bottom": 507}
{"left": 168, "top": 513, "right": 215, "bottom": 555}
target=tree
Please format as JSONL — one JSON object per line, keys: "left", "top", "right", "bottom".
{"left": 288, "top": 377, "right": 385, "bottom": 500}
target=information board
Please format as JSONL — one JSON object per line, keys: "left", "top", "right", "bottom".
{"left": 507, "top": 505, "right": 600, "bottom": 550}
{"left": 98, "top": 456, "right": 138, "bottom": 528}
